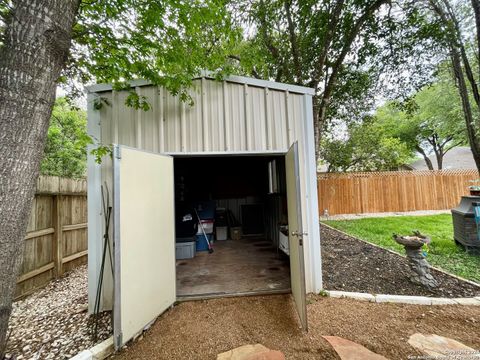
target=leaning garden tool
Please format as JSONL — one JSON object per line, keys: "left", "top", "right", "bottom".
{"left": 194, "top": 208, "right": 214, "bottom": 254}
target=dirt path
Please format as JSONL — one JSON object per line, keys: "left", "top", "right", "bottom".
{"left": 111, "top": 294, "right": 480, "bottom": 360}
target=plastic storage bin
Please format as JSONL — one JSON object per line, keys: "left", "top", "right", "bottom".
{"left": 175, "top": 237, "right": 196, "bottom": 259}
{"left": 279, "top": 227, "right": 289, "bottom": 255}
{"left": 216, "top": 226, "right": 227, "bottom": 241}
{"left": 196, "top": 233, "right": 213, "bottom": 251}
{"left": 196, "top": 219, "right": 214, "bottom": 235}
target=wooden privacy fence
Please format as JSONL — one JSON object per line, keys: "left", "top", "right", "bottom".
{"left": 16, "top": 176, "right": 87, "bottom": 299}
{"left": 317, "top": 169, "right": 479, "bottom": 216}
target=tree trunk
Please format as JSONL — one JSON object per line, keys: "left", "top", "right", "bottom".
{"left": 415, "top": 145, "right": 434, "bottom": 170}
{"left": 0, "top": 0, "right": 79, "bottom": 352}
{"left": 429, "top": 0, "right": 480, "bottom": 173}
{"left": 315, "top": 97, "right": 330, "bottom": 161}
{"left": 449, "top": 47, "right": 480, "bottom": 173}
{"left": 471, "top": 0, "right": 480, "bottom": 82}
{"left": 436, "top": 152, "right": 443, "bottom": 170}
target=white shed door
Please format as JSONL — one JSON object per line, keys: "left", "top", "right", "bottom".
{"left": 113, "top": 146, "right": 176, "bottom": 349}
{"left": 285, "top": 142, "right": 308, "bottom": 331}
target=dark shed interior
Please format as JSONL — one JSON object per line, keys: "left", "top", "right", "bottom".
{"left": 173, "top": 155, "right": 291, "bottom": 298}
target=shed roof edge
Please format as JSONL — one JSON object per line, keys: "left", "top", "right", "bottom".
{"left": 85, "top": 73, "right": 315, "bottom": 95}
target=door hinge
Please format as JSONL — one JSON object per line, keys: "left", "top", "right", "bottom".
{"left": 114, "top": 145, "right": 121, "bottom": 159}
{"left": 115, "top": 333, "right": 123, "bottom": 349}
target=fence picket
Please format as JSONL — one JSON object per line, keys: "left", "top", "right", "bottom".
{"left": 15, "top": 176, "right": 87, "bottom": 299}
{"left": 318, "top": 169, "right": 479, "bottom": 215}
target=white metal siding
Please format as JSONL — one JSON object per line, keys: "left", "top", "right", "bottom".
{"left": 97, "top": 79, "right": 306, "bottom": 154}
{"left": 87, "top": 76, "right": 322, "bottom": 313}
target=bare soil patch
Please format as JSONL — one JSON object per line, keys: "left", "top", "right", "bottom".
{"left": 321, "top": 225, "right": 480, "bottom": 297}
{"left": 111, "top": 295, "right": 480, "bottom": 360}
{"left": 5, "top": 265, "right": 111, "bottom": 360}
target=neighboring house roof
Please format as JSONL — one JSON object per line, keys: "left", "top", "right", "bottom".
{"left": 408, "top": 146, "right": 476, "bottom": 170}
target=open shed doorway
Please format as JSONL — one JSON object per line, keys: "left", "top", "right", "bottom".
{"left": 174, "top": 155, "right": 291, "bottom": 299}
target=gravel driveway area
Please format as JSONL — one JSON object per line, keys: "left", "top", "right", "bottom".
{"left": 111, "top": 294, "right": 480, "bottom": 360}
{"left": 5, "top": 265, "right": 111, "bottom": 360}
{"left": 321, "top": 225, "right": 480, "bottom": 297}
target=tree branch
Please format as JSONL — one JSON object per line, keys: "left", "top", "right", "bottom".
{"left": 319, "top": 0, "right": 388, "bottom": 115}
{"left": 415, "top": 144, "right": 434, "bottom": 170}
{"left": 283, "top": 0, "right": 302, "bottom": 84}
{"left": 438, "top": 0, "right": 480, "bottom": 109}
{"left": 310, "top": 0, "right": 345, "bottom": 89}
{"left": 227, "top": 54, "right": 261, "bottom": 79}
{"left": 472, "top": 0, "right": 480, "bottom": 81}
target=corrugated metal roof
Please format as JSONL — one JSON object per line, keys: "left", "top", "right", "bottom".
{"left": 86, "top": 72, "right": 315, "bottom": 96}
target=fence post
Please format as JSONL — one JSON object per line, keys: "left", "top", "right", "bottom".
{"left": 52, "top": 194, "right": 63, "bottom": 277}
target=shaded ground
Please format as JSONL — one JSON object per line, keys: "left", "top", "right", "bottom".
{"left": 5, "top": 265, "right": 111, "bottom": 360}
{"left": 111, "top": 294, "right": 480, "bottom": 360}
{"left": 321, "top": 225, "right": 480, "bottom": 297}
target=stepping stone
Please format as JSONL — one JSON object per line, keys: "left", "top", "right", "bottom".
{"left": 408, "top": 333, "right": 475, "bottom": 356}
{"left": 322, "top": 336, "right": 389, "bottom": 360}
{"left": 217, "top": 344, "right": 285, "bottom": 360}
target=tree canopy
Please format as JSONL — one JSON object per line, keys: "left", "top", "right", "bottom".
{"left": 228, "top": 0, "right": 442, "bottom": 157}
{"left": 321, "top": 116, "right": 413, "bottom": 172}
{"left": 420, "top": 0, "right": 480, "bottom": 171}
{"left": 62, "top": 0, "right": 242, "bottom": 102}
{"left": 321, "top": 65, "right": 468, "bottom": 172}
{"left": 375, "top": 75, "right": 467, "bottom": 170}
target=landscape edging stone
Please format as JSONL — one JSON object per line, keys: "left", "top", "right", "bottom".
{"left": 325, "top": 290, "right": 480, "bottom": 306}
{"left": 69, "top": 337, "right": 114, "bottom": 360}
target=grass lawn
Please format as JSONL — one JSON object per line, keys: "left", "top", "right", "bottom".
{"left": 322, "top": 214, "right": 480, "bottom": 284}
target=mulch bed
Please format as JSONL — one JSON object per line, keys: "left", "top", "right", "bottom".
{"left": 5, "top": 265, "right": 112, "bottom": 360}
{"left": 321, "top": 225, "right": 480, "bottom": 298}
{"left": 111, "top": 294, "right": 480, "bottom": 360}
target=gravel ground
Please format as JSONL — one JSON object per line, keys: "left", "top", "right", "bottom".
{"left": 319, "top": 209, "right": 450, "bottom": 221}
{"left": 5, "top": 265, "right": 111, "bottom": 360}
{"left": 321, "top": 226, "right": 480, "bottom": 297}
{"left": 111, "top": 294, "right": 480, "bottom": 360}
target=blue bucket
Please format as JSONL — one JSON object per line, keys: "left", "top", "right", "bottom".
{"left": 195, "top": 234, "right": 212, "bottom": 252}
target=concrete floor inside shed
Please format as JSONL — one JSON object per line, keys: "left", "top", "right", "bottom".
{"left": 176, "top": 238, "right": 291, "bottom": 298}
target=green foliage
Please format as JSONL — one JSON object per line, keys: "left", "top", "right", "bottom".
{"left": 0, "top": 1, "right": 10, "bottom": 44}
{"left": 125, "top": 91, "right": 150, "bottom": 111}
{"left": 323, "top": 215, "right": 480, "bottom": 283}
{"left": 65, "top": 0, "right": 242, "bottom": 103}
{"left": 65, "top": 0, "right": 243, "bottom": 160}
{"left": 90, "top": 144, "right": 113, "bottom": 164}
{"left": 230, "top": 0, "right": 441, "bottom": 127}
{"left": 41, "top": 98, "right": 91, "bottom": 178}
{"left": 93, "top": 96, "right": 110, "bottom": 110}
{"left": 373, "top": 69, "right": 468, "bottom": 168}
{"left": 321, "top": 117, "right": 414, "bottom": 172}
{"left": 318, "top": 289, "right": 329, "bottom": 297}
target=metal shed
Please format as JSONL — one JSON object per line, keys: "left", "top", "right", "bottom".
{"left": 87, "top": 74, "right": 322, "bottom": 349}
